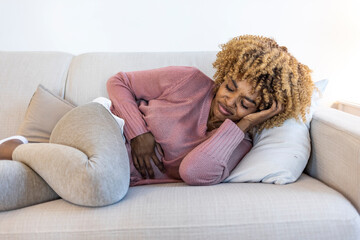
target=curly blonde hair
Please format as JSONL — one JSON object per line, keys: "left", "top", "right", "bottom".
{"left": 213, "top": 35, "right": 315, "bottom": 132}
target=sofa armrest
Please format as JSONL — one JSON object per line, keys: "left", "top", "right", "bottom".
{"left": 305, "top": 106, "right": 360, "bottom": 212}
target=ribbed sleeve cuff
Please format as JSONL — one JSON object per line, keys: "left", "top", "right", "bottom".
{"left": 197, "top": 119, "right": 245, "bottom": 162}
{"left": 112, "top": 107, "right": 149, "bottom": 141}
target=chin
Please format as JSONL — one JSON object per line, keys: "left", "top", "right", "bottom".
{"left": 213, "top": 110, "right": 224, "bottom": 120}
{"left": 215, "top": 113, "right": 228, "bottom": 122}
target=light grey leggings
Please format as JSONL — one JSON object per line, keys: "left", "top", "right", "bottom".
{"left": 2, "top": 103, "right": 130, "bottom": 211}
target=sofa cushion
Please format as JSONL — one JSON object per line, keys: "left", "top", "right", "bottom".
{"left": 0, "top": 52, "right": 73, "bottom": 139}
{"left": 225, "top": 79, "right": 328, "bottom": 184}
{"left": 0, "top": 174, "right": 358, "bottom": 240}
{"left": 306, "top": 106, "right": 360, "bottom": 213}
{"left": 64, "top": 52, "right": 217, "bottom": 105}
{"left": 17, "top": 84, "right": 76, "bottom": 143}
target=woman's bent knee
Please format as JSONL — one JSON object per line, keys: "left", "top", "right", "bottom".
{"left": 16, "top": 103, "right": 131, "bottom": 207}
{"left": 13, "top": 143, "right": 130, "bottom": 207}
{"left": 76, "top": 167, "right": 130, "bottom": 207}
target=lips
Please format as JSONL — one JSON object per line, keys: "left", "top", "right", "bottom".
{"left": 218, "top": 103, "right": 232, "bottom": 116}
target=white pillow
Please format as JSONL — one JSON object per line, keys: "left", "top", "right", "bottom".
{"left": 92, "top": 97, "right": 125, "bottom": 141}
{"left": 224, "top": 79, "right": 328, "bottom": 184}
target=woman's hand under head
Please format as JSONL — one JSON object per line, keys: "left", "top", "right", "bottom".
{"left": 207, "top": 78, "right": 284, "bottom": 133}
{"left": 236, "top": 100, "right": 284, "bottom": 133}
{"left": 130, "top": 132, "right": 166, "bottom": 179}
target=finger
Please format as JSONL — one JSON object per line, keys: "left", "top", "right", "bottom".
{"left": 259, "top": 101, "right": 278, "bottom": 115}
{"left": 276, "top": 102, "right": 284, "bottom": 113}
{"left": 260, "top": 101, "right": 283, "bottom": 119}
{"left": 156, "top": 143, "right": 164, "bottom": 157}
{"left": 151, "top": 152, "right": 165, "bottom": 173}
{"left": 132, "top": 153, "right": 140, "bottom": 172}
{"left": 277, "top": 103, "right": 284, "bottom": 114}
{"left": 270, "top": 100, "right": 282, "bottom": 112}
{"left": 144, "top": 157, "right": 155, "bottom": 179}
{"left": 271, "top": 100, "right": 278, "bottom": 109}
{"left": 274, "top": 101, "right": 284, "bottom": 114}
{"left": 138, "top": 157, "right": 147, "bottom": 178}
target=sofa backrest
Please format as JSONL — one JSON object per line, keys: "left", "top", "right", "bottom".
{"left": 0, "top": 51, "right": 217, "bottom": 139}
{"left": 0, "top": 52, "right": 73, "bottom": 139}
{"left": 64, "top": 52, "right": 217, "bottom": 106}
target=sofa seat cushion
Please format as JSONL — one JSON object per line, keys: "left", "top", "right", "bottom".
{"left": 0, "top": 174, "right": 359, "bottom": 240}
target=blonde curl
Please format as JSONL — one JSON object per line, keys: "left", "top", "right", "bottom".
{"left": 212, "top": 35, "right": 315, "bottom": 133}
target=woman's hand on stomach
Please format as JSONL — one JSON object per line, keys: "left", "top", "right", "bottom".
{"left": 130, "top": 132, "right": 165, "bottom": 178}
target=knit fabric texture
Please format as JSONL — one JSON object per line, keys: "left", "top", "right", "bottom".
{"left": 107, "top": 66, "right": 252, "bottom": 186}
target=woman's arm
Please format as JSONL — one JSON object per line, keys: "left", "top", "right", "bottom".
{"left": 106, "top": 66, "right": 199, "bottom": 141}
{"left": 179, "top": 101, "right": 284, "bottom": 185}
{"left": 179, "top": 119, "right": 252, "bottom": 185}
{"left": 106, "top": 66, "right": 201, "bottom": 178}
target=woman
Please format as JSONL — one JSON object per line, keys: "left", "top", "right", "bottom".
{"left": 0, "top": 35, "right": 314, "bottom": 207}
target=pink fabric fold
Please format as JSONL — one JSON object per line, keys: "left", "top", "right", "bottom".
{"left": 106, "top": 66, "right": 252, "bottom": 186}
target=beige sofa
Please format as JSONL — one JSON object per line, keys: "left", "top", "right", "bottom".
{"left": 0, "top": 51, "right": 359, "bottom": 239}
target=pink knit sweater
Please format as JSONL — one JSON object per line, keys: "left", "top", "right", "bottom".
{"left": 106, "top": 66, "right": 252, "bottom": 187}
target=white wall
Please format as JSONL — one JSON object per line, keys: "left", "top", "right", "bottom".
{"left": 1, "top": 0, "right": 360, "bottom": 105}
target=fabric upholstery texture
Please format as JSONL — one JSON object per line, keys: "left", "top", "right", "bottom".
{"left": 0, "top": 160, "right": 59, "bottom": 211}
{"left": 0, "top": 51, "right": 73, "bottom": 139}
{"left": 1, "top": 51, "right": 359, "bottom": 239}
{"left": 13, "top": 102, "right": 130, "bottom": 207}
{"left": 306, "top": 106, "right": 360, "bottom": 213}
{"left": 17, "top": 84, "right": 75, "bottom": 143}
{"left": 64, "top": 52, "right": 217, "bottom": 105}
{"left": 0, "top": 174, "right": 359, "bottom": 240}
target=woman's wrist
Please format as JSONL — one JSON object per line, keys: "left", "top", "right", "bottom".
{"left": 236, "top": 119, "right": 251, "bottom": 133}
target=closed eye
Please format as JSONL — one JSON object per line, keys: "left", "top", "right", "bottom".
{"left": 241, "top": 100, "right": 248, "bottom": 109}
{"left": 225, "top": 84, "right": 234, "bottom": 92}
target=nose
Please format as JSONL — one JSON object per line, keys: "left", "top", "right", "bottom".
{"left": 225, "top": 96, "right": 237, "bottom": 109}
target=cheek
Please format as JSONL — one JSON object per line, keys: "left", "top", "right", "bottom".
{"left": 216, "top": 88, "right": 227, "bottom": 98}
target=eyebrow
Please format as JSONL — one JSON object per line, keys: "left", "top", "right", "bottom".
{"left": 232, "top": 79, "right": 256, "bottom": 106}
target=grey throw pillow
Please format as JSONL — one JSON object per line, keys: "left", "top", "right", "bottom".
{"left": 17, "top": 84, "right": 76, "bottom": 143}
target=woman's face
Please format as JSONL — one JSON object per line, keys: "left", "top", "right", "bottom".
{"left": 211, "top": 78, "right": 260, "bottom": 123}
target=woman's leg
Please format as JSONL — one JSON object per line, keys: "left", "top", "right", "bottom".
{"left": 12, "top": 102, "right": 130, "bottom": 207}
{"left": 0, "top": 136, "right": 59, "bottom": 211}
{"left": 0, "top": 159, "right": 59, "bottom": 211}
